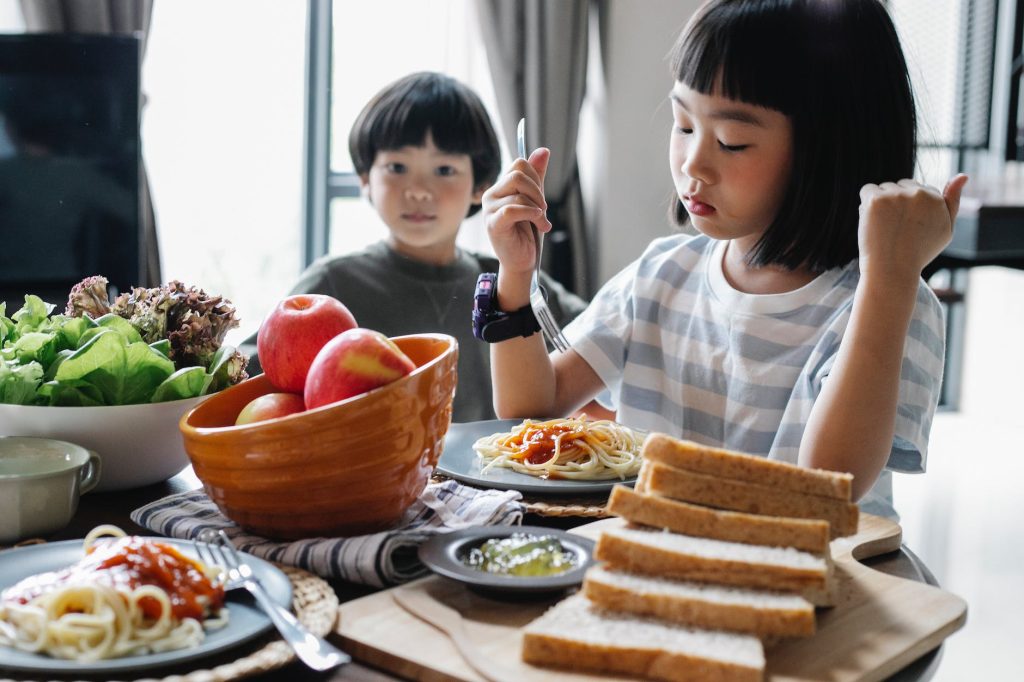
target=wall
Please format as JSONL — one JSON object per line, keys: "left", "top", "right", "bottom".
{"left": 581, "top": 0, "right": 700, "bottom": 292}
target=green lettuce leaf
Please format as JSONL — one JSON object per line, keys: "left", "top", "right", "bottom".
{"left": 11, "top": 295, "right": 55, "bottom": 335}
{"left": 0, "top": 360, "right": 44, "bottom": 405}
{"left": 150, "top": 366, "right": 209, "bottom": 403}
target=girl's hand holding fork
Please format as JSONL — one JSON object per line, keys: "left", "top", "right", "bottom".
{"left": 482, "top": 148, "right": 553, "bottom": 309}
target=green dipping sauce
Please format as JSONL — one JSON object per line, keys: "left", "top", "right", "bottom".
{"left": 463, "top": 533, "right": 577, "bottom": 577}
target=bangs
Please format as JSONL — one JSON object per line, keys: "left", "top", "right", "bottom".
{"left": 671, "top": 0, "right": 806, "bottom": 114}
{"left": 368, "top": 79, "right": 487, "bottom": 158}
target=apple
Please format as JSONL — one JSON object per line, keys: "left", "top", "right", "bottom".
{"left": 304, "top": 328, "right": 416, "bottom": 409}
{"left": 257, "top": 294, "right": 357, "bottom": 393}
{"left": 235, "top": 392, "right": 306, "bottom": 425}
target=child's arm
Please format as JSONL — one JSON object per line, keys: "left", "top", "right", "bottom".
{"left": 799, "top": 175, "right": 968, "bottom": 500}
{"left": 482, "top": 148, "right": 604, "bottom": 418}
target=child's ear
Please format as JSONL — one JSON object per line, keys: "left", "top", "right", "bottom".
{"left": 471, "top": 183, "right": 487, "bottom": 205}
{"left": 359, "top": 174, "right": 372, "bottom": 203}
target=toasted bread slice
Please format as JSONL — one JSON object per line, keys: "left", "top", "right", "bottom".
{"left": 596, "top": 525, "right": 834, "bottom": 605}
{"left": 584, "top": 566, "right": 815, "bottom": 638}
{"left": 607, "top": 485, "right": 831, "bottom": 554}
{"left": 643, "top": 461, "right": 859, "bottom": 538}
{"left": 642, "top": 433, "right": 853, "bottom": 500}
{"left": 522, "top": 593, "right": 764, "bottom": 682}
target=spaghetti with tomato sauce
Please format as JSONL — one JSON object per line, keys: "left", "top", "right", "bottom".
{"left": 0, "top": 526, "right": 228, "bottom": 661}
{"left": 474, "top": 417, "right": 646, "bottom": 481}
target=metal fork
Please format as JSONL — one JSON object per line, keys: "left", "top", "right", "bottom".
{"left": 517, "top": 117, "right": 570, "bottom": 352}
{"left": 196, "top": 530, "right": 350, "bottom": 671}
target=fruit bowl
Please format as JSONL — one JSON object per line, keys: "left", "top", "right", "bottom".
{"left": 179, "top": 333, "right": 459, "bottom": 540}
{"left": 0, "top": 396, "right": 206, "bottom": 492}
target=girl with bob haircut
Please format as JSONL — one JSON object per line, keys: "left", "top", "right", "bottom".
{"left": 481, "top": 0, "right": 968, "bottom": 518}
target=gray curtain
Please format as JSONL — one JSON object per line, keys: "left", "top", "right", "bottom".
{"left": 19, "top": 0, "right": 161, "bottom": 288}
{"left": 477, "top": 0, "right": 590, "bottom": 295}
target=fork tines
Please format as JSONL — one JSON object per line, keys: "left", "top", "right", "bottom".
{"left": 530, "top": 288, "right": 571, "bottom": 352}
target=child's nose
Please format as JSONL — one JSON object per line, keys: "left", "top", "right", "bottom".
{"left": 681, "top": 140, "right": 715, "bottom": 185}
{"left": 404, "top": 185, "right": 433, "bottom": 201}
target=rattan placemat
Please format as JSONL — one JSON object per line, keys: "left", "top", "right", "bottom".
{"left": 429, "top": 474, "right": 612, "bottom": 519}
{"left": 0, "top": 564, "right": 339, "bottom": 682}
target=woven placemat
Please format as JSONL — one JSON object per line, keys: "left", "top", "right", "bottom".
{"left": 521, "top": 497, "right": 612, "bottom": 519}
{"left": 429, "top": 474, "right": 612, "bottom": 519}
{"left": 0, "top": 564, "right": 339, "bottom": 682}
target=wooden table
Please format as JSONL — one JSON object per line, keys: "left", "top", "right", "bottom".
{"left": 11, "top": 468, "right": 944, "bottom": 681}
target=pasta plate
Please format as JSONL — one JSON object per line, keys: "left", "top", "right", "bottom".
{"left": 437, "top": 419, "right": 639, "bottom": 495}
{"left": 0, "top": 538, "right": 291, "bottom": 674}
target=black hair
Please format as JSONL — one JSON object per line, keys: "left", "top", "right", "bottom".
{"left": 670, "top": 0, "right": 917, "bottom": 272}
{"left": 348, "top": 71, "right": 501, "bottom": 217}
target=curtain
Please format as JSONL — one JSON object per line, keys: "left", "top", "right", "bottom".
{"left": 19, "top": 0, "right": 160, "bottom": 288}
{"left": 477, "top": 0, "right": 590, "bottom": 295}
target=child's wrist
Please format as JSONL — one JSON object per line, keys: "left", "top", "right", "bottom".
{"left": 495, "top": 271, "right": 532, "bottom": 311}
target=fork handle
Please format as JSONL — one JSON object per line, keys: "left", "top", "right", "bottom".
{"left": 243, "top": 578, "right": 350, "bottom": 671}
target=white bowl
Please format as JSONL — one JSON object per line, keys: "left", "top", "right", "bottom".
{"left": 0, "top": 396, "right": 206, "bottom": 492}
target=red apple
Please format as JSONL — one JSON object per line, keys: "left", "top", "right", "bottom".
{"left": 304, "top": 328, "right": 416, "bottom": 409}
{"left": 235, "top": 392, "right": 306, "bottom": 425}
{"left": 257, "top": 294, "right": 357, "bottom": 393}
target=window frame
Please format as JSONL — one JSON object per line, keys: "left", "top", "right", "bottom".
{"left": 302, "top": 0, "right": 360, "bottom": 271}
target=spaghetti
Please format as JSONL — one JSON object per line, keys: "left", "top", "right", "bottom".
{"left": 473, "top": 416, "right": 646, "bottom": 481}
{"left": 0, "top": 526, "right": 227, "bottom": 661}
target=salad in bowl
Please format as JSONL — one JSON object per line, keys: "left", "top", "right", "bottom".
{"left": 0, "top": 276, "right": 249, "bottom": 491}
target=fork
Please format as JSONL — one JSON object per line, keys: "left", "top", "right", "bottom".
{"left": 517, "top": 117, "right": 571, "bottom": 352}
{"left": 196, "top": 530, "right": 350, "bottom": 671}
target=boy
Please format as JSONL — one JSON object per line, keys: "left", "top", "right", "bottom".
{"left": 281, "top": 72, "right": 585, "bottom": 422}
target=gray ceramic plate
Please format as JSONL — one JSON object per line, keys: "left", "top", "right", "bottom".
{"left": 0, "top": 538, "right": 291, "bottom": 674}
{"left": 418, "top": 525, "right": 595, "bottom": 597}
{"left": 436, "top": 419, "right": 637, "bottom": 496}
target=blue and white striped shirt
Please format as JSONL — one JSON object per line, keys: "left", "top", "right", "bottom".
{"left": 566, "top": 234, "right": 945, "bottom": 518}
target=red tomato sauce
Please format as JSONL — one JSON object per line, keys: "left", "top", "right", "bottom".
{"left": 506, "top": 422, "right": 586, "bottom": 466}
{"left": 1, "top": 537, "right": 225, "bottom": 621}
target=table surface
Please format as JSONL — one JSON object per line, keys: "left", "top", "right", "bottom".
{"left": 3, "top": 468, "right": 942, "bottom": 682}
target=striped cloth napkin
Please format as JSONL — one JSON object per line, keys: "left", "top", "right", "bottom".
{"left": 130, "top": 480, "right": 523, "bottom": 588}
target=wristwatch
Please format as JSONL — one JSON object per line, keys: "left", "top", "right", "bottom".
{"left": 472, "top": 272, "right": 541, "bottom": 342}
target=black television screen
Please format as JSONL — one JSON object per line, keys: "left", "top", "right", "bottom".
{"left": 0, "top": 33, "right": 141, "bottom": 311}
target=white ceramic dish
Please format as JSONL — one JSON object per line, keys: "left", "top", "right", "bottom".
{"left": 0, "top": 396, "right": 205, "bottom": 492}
{"left": 0, "top": 538, "right": 291, "bottom": 674}
{"left": 436, "top": 419, "right": 638, "bottom": 495}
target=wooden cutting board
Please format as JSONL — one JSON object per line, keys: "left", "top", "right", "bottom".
{"left": 335, "top": 514, "right": 966, "bottom": 681}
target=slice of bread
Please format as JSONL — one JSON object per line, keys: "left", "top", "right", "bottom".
{"left": 584, "top": 566, "right": 815, "bottom": 638}
{"left": 642, "top": 433, "right": 853, "bottom": 500}
{"left": 643, "top": 461, "right": 859, "bottom": 538}
{"left": 607, "top": 485, "right": 831, "bottom": 554}
{"left": 595, "top": 525, "right": 832, "bottom": 603}
{"left": 522, "top": 593, "right": 764, "bottom": 682}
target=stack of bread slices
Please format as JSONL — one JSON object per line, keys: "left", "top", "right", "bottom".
{"left": 521, "top": 432, "right": 858, "bottom": 682}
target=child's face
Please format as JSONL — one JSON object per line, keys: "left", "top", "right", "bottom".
{"left": 361, "top": 132, "right": 483, "bottom": 263}
{"left": 669, "top": 81, "right": 793, "bottom": 249}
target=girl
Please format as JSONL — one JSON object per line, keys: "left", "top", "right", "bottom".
{"left": 480, "top": 0, "right": 967, "bottom": 518}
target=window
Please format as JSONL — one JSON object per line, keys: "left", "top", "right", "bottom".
{"left": 890, "top": 0, "right": 999, "bottom": 183}
{"left": 305, "top": 0, "right": 505, "bottom": 270}
{"left": 143, "top": 1, "right": 307, "bottom": 344}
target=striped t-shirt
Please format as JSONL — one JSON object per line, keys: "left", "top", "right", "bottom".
{"left": 565, "top": 234, "right": 945, "bottom": 518}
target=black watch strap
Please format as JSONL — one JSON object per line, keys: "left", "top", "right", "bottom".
{"left": 472, "top": 273, "right": 541, "bottom": 342}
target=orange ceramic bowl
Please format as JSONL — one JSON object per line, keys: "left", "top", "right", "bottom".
{"left": 179, "top": 333, "right": 458, "bottom": 540}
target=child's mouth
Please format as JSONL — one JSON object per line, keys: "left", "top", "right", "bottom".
{"left": 685, "top": 197, "right": 715, "bottom": 217}
{"left": 403, "top": 213, "right": 436, "bottom": 223}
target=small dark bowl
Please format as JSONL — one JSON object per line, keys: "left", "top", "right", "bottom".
{"left": 418, "top": 525, "right": 595, "bottom": 600}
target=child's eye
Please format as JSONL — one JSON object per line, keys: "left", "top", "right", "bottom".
{"left": 435, "top": 165, "right": 457, "bottom": 177}
{"left": 675, "top": 126, "right": 693, "bottom": 135}
{"left": 385, "top": 162, "right": 406, "bottom": 173}
{"left": 718, "top": 142, "right": 749, "bottom": 152}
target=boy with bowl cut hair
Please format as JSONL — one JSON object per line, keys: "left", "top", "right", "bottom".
{"left": 279, "top": 72, "right": 586, "bottom": 422}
